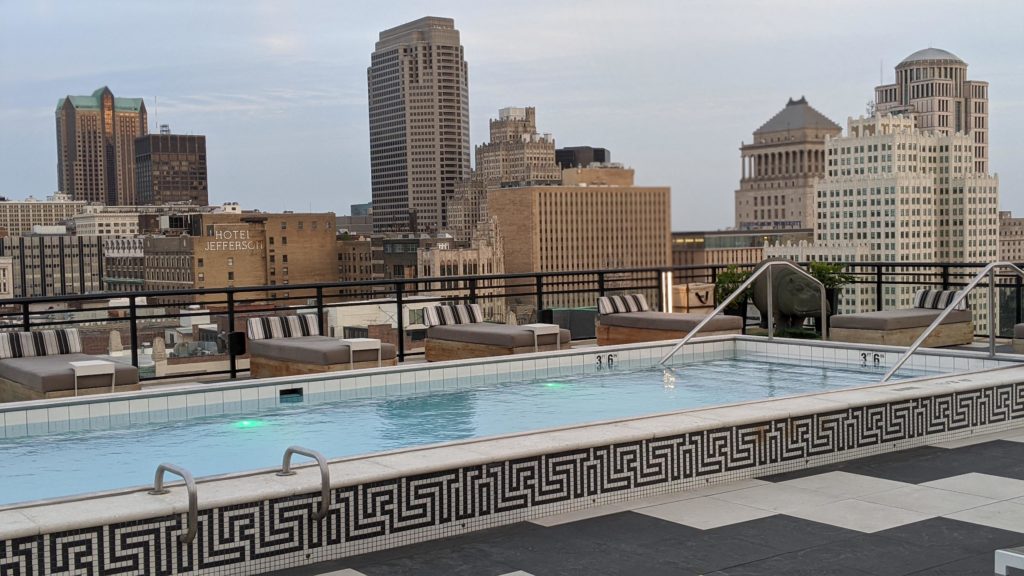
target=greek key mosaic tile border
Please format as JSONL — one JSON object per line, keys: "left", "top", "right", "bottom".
{"left": 3, "top": 382, "right": 1022, "bottom": 576}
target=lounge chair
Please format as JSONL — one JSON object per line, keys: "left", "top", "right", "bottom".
{"left": 247, "top": 314, "right": 397, "bottom": 378}
{"left": 595, "top": 294, "right": 742, "bottom": 346}
{"left": 424, "top": 304, "right": 570, "bottom": 362}
{"left": 830, "top": 289, "right": 973, "bottom": 347}
{"left": 0, "top": 328, "right": 140, "bottom": 402}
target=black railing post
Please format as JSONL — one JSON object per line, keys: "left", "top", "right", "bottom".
{"left": 227, "top": 290, "right": 237, "bottom": 379}
{"left": 468, "top": 278, "right": 478, "bottom": 303}
{"left": 20, "top": 302, "right": 29, "bottom": 332}
{"left": 597, "top": 272, "right": 606, "bottom": 297}
{"left": 129, "top": 295, "right": 139, "bottom": 369}
{"left": 657, "top": 270, "right": 665, "bottom": 312}
{"left": 875, "top": 265, "right": 883, "bottom": 311}
{"left": 535, "top": 275, "right": 544, "bottom": 320}
{"left": 395, "top": 281, "right": 405, "bottom": 362}
{"left": 710, "top": 266, "right": 718, "bottom": 285}
{"left": 315, "top": 286, "right": 325, "bottom": 334}
{"left": 1016, "top": 275, "right": 1022, "bottom": 326}
{"left": 941, "top": 265, "right": 950, "bottom": 290}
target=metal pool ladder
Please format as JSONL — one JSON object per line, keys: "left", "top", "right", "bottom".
{"left": 880, "top": 261, "right": 1024, "bottom": 383}
{"left": 148, "top": 463, "right": 198, "bottom": 544}
{"left": 277, "top": 445, "right": 331, "bottom": 521}
{"left": 660, "top": 260, "right": 827, "bottom": 366}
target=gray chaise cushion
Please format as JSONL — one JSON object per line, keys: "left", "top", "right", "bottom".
{"left": 599, "top": 311, "right": 742, "bottom": 332}
{"left": 427, "top": 324, "right": 570, "bottom": 348}
{"left": 0, "top": 353, "right": 139, "bottom": 393}
{"left": 1014, "top": 323, "right": 1024, "bottom": 339}
{"left": 248, "top": 336, "right": 397, "bottom": 365}
{"left": 830, "top": 308, "right": 972, "bottom": 331}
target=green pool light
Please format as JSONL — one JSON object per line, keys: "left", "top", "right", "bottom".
{"left": 233, "top": 419, "right": 267, "bottom": 429}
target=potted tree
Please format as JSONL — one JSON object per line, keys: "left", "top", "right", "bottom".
{"left": 808, "top": 261, "right": 855, "bottom": 333}
{"left": 715, "top": 266, "right": 752, "bottom": 327}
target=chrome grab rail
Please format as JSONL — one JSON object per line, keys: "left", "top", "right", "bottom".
{"left": 880, "top": 262, "right": 1024, "bottom": 383}
{"left": 148, "top": 463, "right": 198, "bottom": 544}
{"left": 277, "top": 445, "right": 330, "bottom": 521}
{"left": 660, "top": 260, "right": 827, "bottom": 365}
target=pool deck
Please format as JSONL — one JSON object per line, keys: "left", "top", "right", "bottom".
{"left": 280, "top": 429, "right": 1024, "bottom": 576}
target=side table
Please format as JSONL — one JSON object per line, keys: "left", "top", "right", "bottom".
{"left": 520, "top": 323, "right": 561, "bottom": 352}
{"left": 69, "top": 359, "right": 116, "bottom": 396}
{"left": 339, "top": 338, "right": 382, "bottom": 369}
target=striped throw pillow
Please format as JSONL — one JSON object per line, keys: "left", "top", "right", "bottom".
{"left": 597, "top": 294, "right": 650, "bottom": 315}
{"left": 424, "top": 304, "right": 484, "bottom": 327}
{"left": 35, "top": 329, "right": 83, "bottom": 356}
{"left": 913, "top": 289, "right": 967, "bottom": 311}
{"left": 0, "top": 332, "right": 40, "bottom": 359}
{"left": 247, "top": 314, "right": 320, "bottom": 340}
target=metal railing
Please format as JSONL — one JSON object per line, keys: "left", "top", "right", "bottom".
{"left": 148, "top": 463, "right": 198, "bottom": 544}
{"left": 277, "top": 446, "right": 330, "bottom": 521}
{"left": 880, "top": 262, "right": 1024, "bottom": 382}
{"left": 1, "top": 261, "right": 1022, "bottom": 383}
{"left": 660, "top": 260, "right": 826, "bottom": 365}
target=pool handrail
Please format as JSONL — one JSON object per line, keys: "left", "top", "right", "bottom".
{"left": 277, "top": 445, "right": 331, "bottom": 521}
{"left": 880, "top": 261, "right": 1024, "bottom": 383}
{"left": 660, "top": 260, "right": 827, "bottom": 365}
{"left": 148, "top": 462, "right": 198, "bottom": 544}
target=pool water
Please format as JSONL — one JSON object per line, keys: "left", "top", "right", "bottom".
{"left": 0, "top": 357, "right": 932, "bottom": 505}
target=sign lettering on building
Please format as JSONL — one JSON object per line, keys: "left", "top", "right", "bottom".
{"left": 205, "top": 226, "right": 265, "bottom": 252}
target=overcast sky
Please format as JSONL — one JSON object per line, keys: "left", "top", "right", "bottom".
{"left": 1, "top": 0, "right": 1021, "bottom": 230}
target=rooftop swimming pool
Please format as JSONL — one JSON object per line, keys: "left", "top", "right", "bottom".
{"left": 0, "top": 353, "right": 935, "bottom": 506}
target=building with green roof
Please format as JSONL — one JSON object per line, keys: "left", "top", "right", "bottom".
{"left": 56, "top": 87, "right": 147, "bottom": 205}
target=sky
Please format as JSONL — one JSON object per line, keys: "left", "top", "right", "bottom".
{"left": 1, "top": 0, "right": 1022, "bottom": 230}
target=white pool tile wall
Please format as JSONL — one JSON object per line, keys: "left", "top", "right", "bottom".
{"left": 0, "top": 337, "right": 1017, "bottom": 440}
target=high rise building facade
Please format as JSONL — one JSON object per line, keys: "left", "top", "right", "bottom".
{"left": 135, "top": 133, "right": 209, "bottom": 205}
{"left": 735, "top": 97, "right": 841, "bottom": 230}
{"left": 767, "top": 113, "right": 999, "bottom": 331}
{"left": 489, "top": 166, "right": 671, "bottom": 309}
{"left": 875, "top": 48, "right": 989, "bottom": 173}
{"left": 368, "top": 17, "right": 470, "bottom": 233}
{"left": 56, "top": 87, "right": 147, "bottom": 205}
{"left": 0, "top": 193, "right": 88, "bottom": 236}
{"left": 0, "top": 234, "right": 104, "bottom": 298}
{"left": 449, "top": 106, "right": 560, "bottom": 241}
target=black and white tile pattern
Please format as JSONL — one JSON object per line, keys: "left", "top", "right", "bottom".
{"left": 2, "top": 383, "right": 1022, "bottom": 575}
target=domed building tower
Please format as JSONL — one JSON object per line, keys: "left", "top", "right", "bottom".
{"left": 874, "top": 48, "right": 989, "bottom": 173}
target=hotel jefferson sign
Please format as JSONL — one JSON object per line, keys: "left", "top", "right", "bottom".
{"left": 204, "top": 224, "right": 265, "bottom": 252}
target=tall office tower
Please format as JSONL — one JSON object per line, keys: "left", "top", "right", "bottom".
{"left": 56, "top": 87, "right": 147, "bottom": 205}
{"left": 766, "top": 114, "right": 999, "bottom": 331}
{"left": 875, "top": 48, "right": 989, "bottom": 173}
{"left": 449, "top": 106, "right": 560, "bottom": 240}
{"left": 735, "top": 97, "right": 841, "bottom": 231}
{"left": 368, "top": 17, "right": 470, "bottom": 233}
{"left": 135, "top": 132, "right": 209, "bottom": 205}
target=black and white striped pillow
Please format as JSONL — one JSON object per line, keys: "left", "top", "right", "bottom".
{"left": 36, "top": 329, "right": 83, "bottom": 356}
{"left": 247, "top": 314, "right": 320, "bottom": 340}
{"left": 0, "top": 332, "right": 39, "bottom": 359}
{"left": 913, "top": 289, "right": 967, "bottom": 310}
{"left": 597, "top": 294, "right": 650, "bottom": 315}
{"left": 424, "top": 304, "right": 484, "bottom": 327}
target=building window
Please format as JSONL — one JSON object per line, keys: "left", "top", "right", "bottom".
{"left": 270, "top": 254, "right": 275, "bottom": 263}
{"left": 280, "top": 221, "right": 287, "bottom": 230}
{"left": 298, "top": 221, "right": 304, "bottom": 230}
{"left": 197, "top": 272, "right": 205, "bottom": 281}
{"left": 197, "top": 258, "right": 204, "bottom": 268}
{"left": 227, "top": 257, "right": 234, "bottom": 266}
{"left": 282, "top": 267, "right": 288, "bottom": 275}
{"left": 228, "top": 271, "right": 234, "bottom": 280}
{"left": 282, "top": 236, "right": 288, "bottom": 245}
{"left": 282, "top": 254, "right": 288, "bottom": 263}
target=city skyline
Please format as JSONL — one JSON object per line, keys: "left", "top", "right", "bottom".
{"left": 1, "top": 1, "right": 1022, "bottom": 229}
